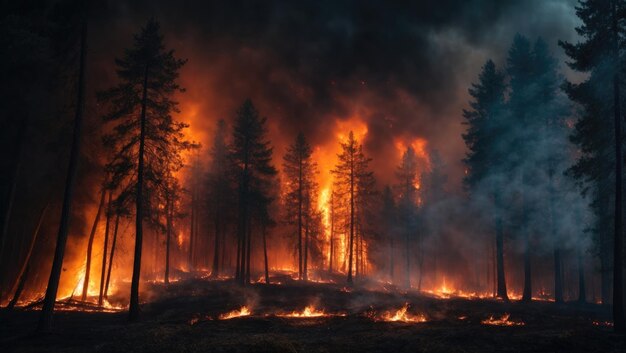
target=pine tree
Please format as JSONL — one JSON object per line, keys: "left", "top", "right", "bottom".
{"left": 232, "top": 99, "right": 277, "bottom": 285}
{"left": 98, "top": 19, "right": 189, "bottom": 321}
{"left": 506, "top": 34, "right": 536, "bottom": 302}
{"left": 462, "top": 59, "right": 509, "bottom": 300}
{"left": 282, "top": 133, "right": 318, "bottom": 280}
{"left": 333, "top": 132, "right": 373, "bottom": 284}
{"left": 206, "top": 119, "right": 234, "bottom": 278}
{"left": 560, "top": 0, "right": 625, "bottom": 330}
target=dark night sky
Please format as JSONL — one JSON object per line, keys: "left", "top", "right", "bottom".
{"left": 87, "top": 0, "right": 581, "bottom": 188}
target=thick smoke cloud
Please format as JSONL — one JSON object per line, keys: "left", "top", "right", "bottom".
{"left": 87, "top": 0, "right": 580, "bottom": 187}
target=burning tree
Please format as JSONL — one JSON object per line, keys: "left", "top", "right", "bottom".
{"left": 332, "top": 131, "right": 374, "bottom": 284}
{"left": 232, "top": 99, "right": 277, "bottom": 285}
{"left": 282, "top": 133, "right": 319, "bottom": 281}
{"left": 98, "top": 18, "right": 190, "bottom": 320}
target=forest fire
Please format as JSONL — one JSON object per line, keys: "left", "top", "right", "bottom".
{"left": 3, "top": 1, "right": 626, "bottom": 352}
{"left": 481, "top": 314, "right": 525, "bottom": 327}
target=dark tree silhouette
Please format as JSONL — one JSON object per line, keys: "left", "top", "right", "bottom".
{"left": 462, "top": 59, "right": 509, "bottom": 300}
{"left": 560, "top": 0, "right": 625, "bottom": 328}
{"left": 333, "top": 132, "right": 373, "bottom": 284}
{"left": 98, "top": 19, "right": 188, "bottom": 321}
{"left": 395, "top": 147, "right": 419, "bottom": 289}
{"left": 37, "top": 16, "right": 87, "bottom": 333}
{"left": 231, "top": 100, "right": 277, "bottom": 285}
{"left": 282, "top": 133, "right": 318, "bottom": 280}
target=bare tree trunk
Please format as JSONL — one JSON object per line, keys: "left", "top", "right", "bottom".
{"left": 245, "top": 217, "right": 252, "bottom": 284}
{"left": 329, "top": 192, "right": 334, "bottom": 274}
{"left": 494, "top": 192, "right": 508, "bottom": 301}
{"left": 7, "top": 202, "right": 49, "bottom": 310}
{"left": 165, "top": 193, "right": 172, "bottom": 284}
{"left": 128, "top": 59, "right": 150, "bottom": 322}
{"left": 37, "top": 19, "right": 87, "bottom": 333}
{"left": 303, "top": 214, "right": 309, "bottom": 281}
{"left": 104, "top": 214, "right": 120, "bottom": 299}
{"left": 81, "top": 186, "right": 106, "bottom": 302}
{"left": 578, "top": 245, "right": 586, "bottom": 303}
{"left": 262, "top": 223, "right": 270, "bottom": 284}
{"left": 347, "top": 161, "right": 354, "bottom": 284}
{"left": 98, "top": 191, "right": 112, "bottom": 306}
{"left": 211, "top": 193, "right": 221, "bottom": 278}
{"left": 521, "top": 193, "right": 532, "bottom": 302}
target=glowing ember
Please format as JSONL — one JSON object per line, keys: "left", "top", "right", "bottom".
{"left": 592, "top": 320, "right": 614, "bottom": 327}
{"left": 368, "top": 303, "right": 427, "bottom": 323}
{"left": 481, "top": 313, "right": 524, "bottom": 326}
{"left": 218, "top": 306, "right": 251, "bottom": 320}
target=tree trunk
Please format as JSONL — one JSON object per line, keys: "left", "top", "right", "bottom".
{"left": 245, "top": 216, "right": 252, "bottom": 285}
{"left": 389, "top": 235, "right": 394, "bottom": 284}
{"left": 578, "top": 245, "right": 586, "bottom": 303}
{"left": 165, "top": 193, "right": 172, "bottom": 284}
{"left": 303, "top": 214, "right": 309, "bottom": 281}
{"left": 297, "top": 154, "right": 303, "bottom": 280}
{"left": 521, "top": 196, "right": 532, "bottom": 302}
{"left": 262, "top": 222, "right": 270, "bottom": 284}
{"left": 329, "top": 193, "right": 334, "bottom": 274}
{"left": 494, "top": 192, "right": 508, "bottom": 301}
{"left": 347, "top": 160, "right": 354, "bottom": 284}
{"left": 7, "top": 202, "right": 49, "bottom": 310}
{"left": 128, "top": 60, "right": 150, "bottom": 322}
{"left": 104, "top": 214, "right": 120, "bottom": 299}
{"left": 81, "top": 186, "right": 106, "bottom": 302}
{"left": 98, "top": 191, "right": 112, "bottom": 306}
{"left": 211, "top": 192, "right": 220, "bottom": 278}
{"left": 188, "top": 183, "right": 196, "bottom": 271}
{"left": 37, "top": 20, "right": 87, "bottom": 333}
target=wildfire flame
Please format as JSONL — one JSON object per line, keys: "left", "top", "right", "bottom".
{"left": 481, "top": 313, "right": 524, "bottom": 326}
{"left": 275, "top": 305, "right": 345, "bottom": 318}
{"left": 218, "top": 306, "right": 251, "bottom": 320}
{"left": 368, "top": 303, "right": 427, "bottom": 323}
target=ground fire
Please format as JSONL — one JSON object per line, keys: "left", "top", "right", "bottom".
{"left": 1, "top": 1, "right": 626, "bottom": 352}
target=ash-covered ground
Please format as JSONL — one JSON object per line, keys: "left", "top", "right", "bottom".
{"left": 1, "top": 274, "right": 624, "bottom": 353}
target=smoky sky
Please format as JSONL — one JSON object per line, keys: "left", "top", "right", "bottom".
{"left": 87, "top": 0, "right": 580, "bottom": 188}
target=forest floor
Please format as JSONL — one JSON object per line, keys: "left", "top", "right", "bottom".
{"left": 1, "top": 273, "right": 625, "bottom": 353}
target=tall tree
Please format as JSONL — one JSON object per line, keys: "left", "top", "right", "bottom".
{"left": 560, "top": 0, "right": 625, "bottom": 328}
{"left": 98, "top": 19, "right": 188, "bottom": 321}
{"left": 332, "top": 131, "right": 373, "bottom": 284}
{"left": 37, "top": 14, "right": 87, "bottom": 333}
{"left": 462, "top": 59, "right": 509, "bottom": 300}
{"left": 395, "top": 147, "right": 419, "bottom": 289}
{"left": 206, "top": 119, "right": 233, "bottom": 278}
{"left": 282, "top": 133, "right": 318, "bottom": 280}
{"left": 231, "top": 100, "right": 277, "bottom": 285}
{"left": 507, "top": 34, "right": 536, "bottom": 302}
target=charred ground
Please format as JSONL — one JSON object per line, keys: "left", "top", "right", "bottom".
{"left": 1, "top": 276, "right": 623, "bottom": 353}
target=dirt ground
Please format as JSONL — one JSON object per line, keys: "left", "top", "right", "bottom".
{"left": 1, "top": 276, "right": 625, "bottom": 353}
